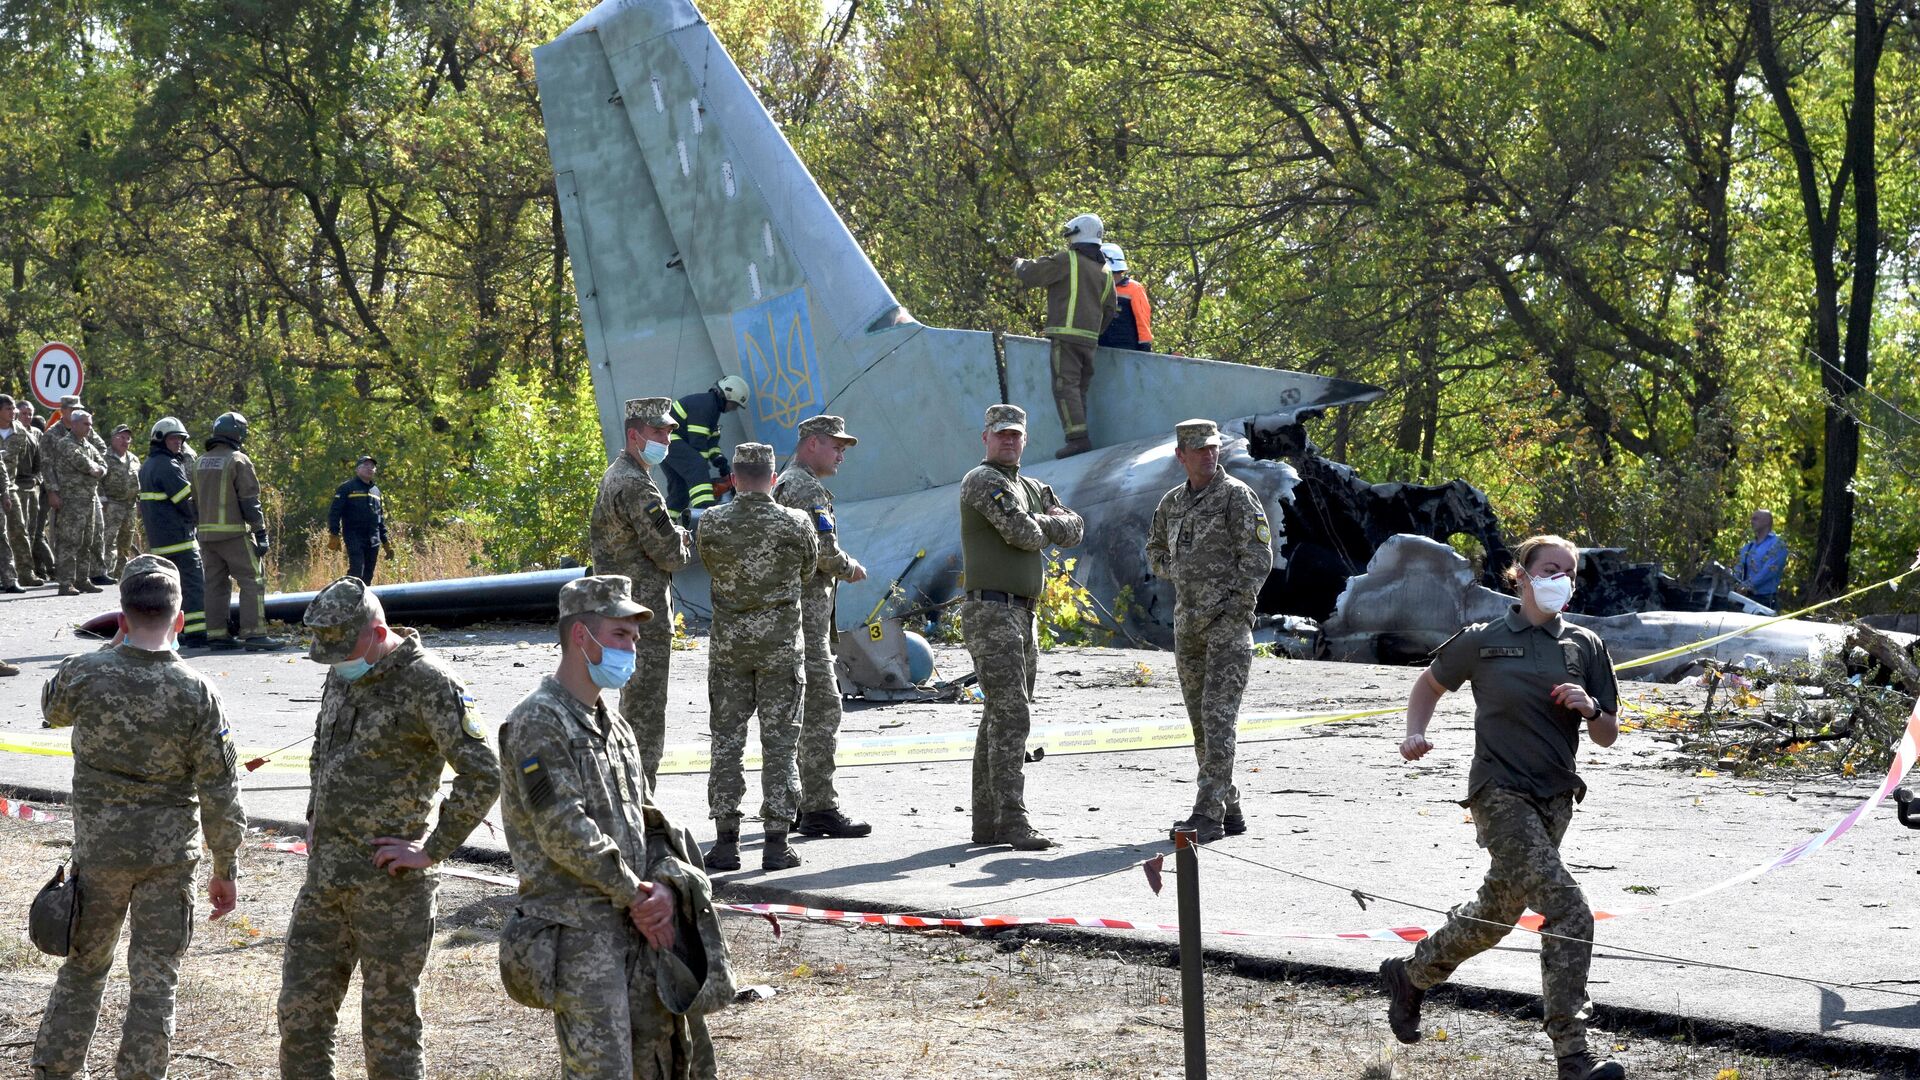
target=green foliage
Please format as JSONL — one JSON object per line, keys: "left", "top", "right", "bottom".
{"left": 453, "top": 373, "right": 605, "bottom": 572}
{"left": 2, "top": 0, "right": 1917, "bottom": 597}
{"left": 1037, "top": 555, "right": 1110, "bottom": 651}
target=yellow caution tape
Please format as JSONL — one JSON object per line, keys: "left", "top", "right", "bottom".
{"left": 0, "top": 731, "right": 314, "bottom": 774}
{"left": 655, "top": 704, "right": 1401, "bottom": 775}
{"left": 1615, "top": 567, "right": 1918, "bottom": 673}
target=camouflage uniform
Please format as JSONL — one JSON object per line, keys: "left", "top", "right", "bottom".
{"left": 27, "top": 422, "right": 60, "bottom": 577}
{"left": 1145, "top": 421, "right": 1274, "bottom": 826}
{"left": 33, "top": 555, "right": 247, "bottom": 1080}
{"left": 958, "top": 406, "right": 1084, "bottom": 841}
{"left": 278, "top": 577, "right": 502, "bottom": 1080}
{"left": 4, "top": 419, "right": 44, "bottom": 581}
{"left": 99, "top": 437, "right": 142, "bottom": 578}
{"left": 0, "top": 420, "right": 16, "bottom": 587}
{"left": 498, "top": 575, "right": 728, "bottom": 1079}
{"left": 1399, "top": 607, "right": 1621, "bottom": 1060}
{"left": 591, "top": 397, "right": 692, "bottom": 787}
{"left": 45, "top": 426, "right": 106, "bottom": 590}
{"left": 696, "top": 445, "right": 816, "bottom": 828}
{"left": 772, "top": 416, "right": 866, "bottom": 816}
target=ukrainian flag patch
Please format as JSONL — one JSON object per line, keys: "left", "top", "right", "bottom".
{"left": 460, "top": 693, "right": 485, "bottom": 739}
{"left": 521, "top": 755, "right": 554, "bottom": 808}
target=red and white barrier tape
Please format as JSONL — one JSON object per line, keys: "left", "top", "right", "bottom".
{"left": 9, "top": 693, "right": 1885, "bottom": 948}
{"left": 0, "top": 796, "right": 60, "bottom": 824}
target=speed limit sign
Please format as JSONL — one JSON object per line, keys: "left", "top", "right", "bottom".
{"left": 31, "top": 342, "right": 84, "bottom": 409}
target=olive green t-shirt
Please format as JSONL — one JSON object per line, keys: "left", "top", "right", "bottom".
{"left": 1427, "top": 607, "right": 1619, "bottom": 803}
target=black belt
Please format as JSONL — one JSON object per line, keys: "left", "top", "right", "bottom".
{"left": 967, "top": 589, "right": 1036, "bottom": 611}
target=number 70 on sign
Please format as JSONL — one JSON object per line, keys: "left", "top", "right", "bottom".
{"left": 31, "top": 342, "right": 84, "bottom": 409}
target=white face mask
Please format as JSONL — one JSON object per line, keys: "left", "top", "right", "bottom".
{"left": 1530, "top": 573, "right": 1574, "bottom": 614}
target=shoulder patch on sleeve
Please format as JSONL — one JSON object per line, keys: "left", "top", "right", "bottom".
{"left": 520, "top": 756, "right": 554, "bottom": 809}
{"left": 647, "top": 501, "right": 671, "bottom": 530}
{"left": 460, "top": 692, "right": 485, "bottom": 740}
{"left": 812, "top": 505, "right": 835, "bottom": 533}
{"left": 989, "top": 487, "right": 1014, "bottom": 512}
{"left": 219, "top": 725, "right": 238, "bottom": 772}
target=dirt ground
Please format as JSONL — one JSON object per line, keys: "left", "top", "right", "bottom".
{"left": 0, "top": 813, "right": 1902, "bottom": 1080}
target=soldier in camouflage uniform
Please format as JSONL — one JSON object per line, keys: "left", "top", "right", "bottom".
{"left": 278, "top": 576, "right": 502, "bottom": 1079}
{"left": 22, "top": 399, "right": 59, "bottom": 579}
{"left": 959, "top": 405, "right": 1084, "bottom": 850}
{"left": 2, "top": 394, "right": 45, "bottom": 587}
{"left": 99, "top": 423, "right": 142, "bottom": 579}
{"left": 1145, "top": 419, "right": 1273, "bottom": 844}
{"left": 32, "top": 554, "right": 246, "bottom": 1080}
{"left": 498, "top": 574, "right": 729, "bottom": 1079}
{"left": 773, "top": 415, "right": 873, "bottom": 839}
{"left": 45, "top": 409, "right": 107, "bottom": 595}
{"left": 1380, "top": 535, "right": 1627, "bottom": 1080}
{"left": 590, "top": 396, "right": 692, "bottom": 787}
{"left": 0, "top": 394, "right": 20, "bottom": 591}
{"left": 697, "top": 442, "right": 816, "bottom": 871}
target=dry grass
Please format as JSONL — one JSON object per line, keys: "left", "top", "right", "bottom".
{"left": 273, "top": 521, "right": 494, "bottom": 592}
{"left": 0, "top": 812, "right": 1902, "bottom": 1080}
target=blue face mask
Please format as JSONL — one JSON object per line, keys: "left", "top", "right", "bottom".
{"left": 586, "top": 631, "right": 637, "bottom": 689}
{"left": 333, "top": 656, "right": 374, "bottom": 682}
{"left": 639, "top": 439, "right": 669, "bottom": 466}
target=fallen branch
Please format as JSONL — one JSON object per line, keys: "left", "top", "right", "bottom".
{"left": 1846, "top": 622, "right": 1920, "bottom": 696}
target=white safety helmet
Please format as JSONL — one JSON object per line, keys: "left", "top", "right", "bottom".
{"left": 1100, "top": 243, "right": 1128, "bottom": 272}
{"left": 1062, "top": 213, "right": 1104, "bottom": 245}
{"left": 715, "top": 374, "right": 750, "bottom": 408}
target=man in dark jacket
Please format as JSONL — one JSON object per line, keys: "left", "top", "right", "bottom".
{"left": 662, "top": 376, "right": 750, "bottom": 526}
{"left": 328, "top": 455, "right": 392, "bottom": 583}
{"left": 139, "top": 417, "right": 208, "bottom": 647}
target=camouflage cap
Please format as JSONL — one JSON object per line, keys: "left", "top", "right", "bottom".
{"left": 1175, "top": 418, "right": 1222, "bottom": 450}
{"left": 304, "top": 576, "right": 379, "bottom": 663}
{"left": 111, "top": 423, "right": 132, "bottom": 436}
{"left": 984, "top": 404, "right": 1027, "bottom": 433}
{"left": 59, "top": 395, "right": 82, "bottom": 409}
{"left": 120, "top": 554, "right": 179, "bottom": 585}
{"left": 733, "top": 441, "right": 774, "bottom": 467}
{"left": 624, "top": 397, "right": 677, "bottom": 429}
{"left": 357, "top": 454, "right": 378, "bottom": 466}
{"left": 558, "top": 574, "right": 653, "bottom": 622}
{"left": 795, "top": 414, "right": 858, "bottom": 445}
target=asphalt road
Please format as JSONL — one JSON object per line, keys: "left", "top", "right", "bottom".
{"left": 4, "top": 584, "right": 1917, "bottom": 1059}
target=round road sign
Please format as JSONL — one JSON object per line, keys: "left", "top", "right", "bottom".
{"left": 30, "top": 342, "right": 84, "bottom": 409}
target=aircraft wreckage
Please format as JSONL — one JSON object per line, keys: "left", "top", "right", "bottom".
{"left": 127, "top": 0, "right": 1907, "bottom": 685}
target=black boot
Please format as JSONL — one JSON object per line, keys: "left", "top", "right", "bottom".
{"left": 1380, "top": 957, "right": 1425, "bottom": 1044}
{"left": 705, "top": 824, "right": 741, "bottom": 871}
{"left": 762, "top": 828, "right": 802, "bottom": 871}
{"left": 1222, "top": 810, "right": 1247, "bottom": 836}
{"left": 795, "top": 808, "right": 872, "bottom": 838}
{"left": 1170, "top": 815, "right": 1225, "bottom": 844}
{"left": 1054, "top": 435, "right": 1093, "bottom": 459}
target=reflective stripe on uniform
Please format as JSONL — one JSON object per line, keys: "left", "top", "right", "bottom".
{"left": 150, "top": 539, "right": 197, "bottom": 555}
{"left": 682, "top": 424, "right": 714, "bottom": 436}
{"left": 1044, "top": 249, "right": 1112, "bottom": 339}
{"left": 140, "top": 492, "right": 169, "bottom": 501}
{"left": 700, "top": 447, "right": 723, "bottom": 458}
{"left": 172, "top": 483, "right": 192, "bottom": 503}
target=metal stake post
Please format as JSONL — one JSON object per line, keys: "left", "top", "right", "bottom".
{"left": 1174, "top": 826, "right": 1207, "bottom": 1078}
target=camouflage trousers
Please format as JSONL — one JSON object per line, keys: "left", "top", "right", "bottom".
{"left": 32, "top": 860, "right": 195, "bottom": 1080}
{"left": 5, "top": 485, "right": 36, "bottom": 579}
{"left": 101, "top": 498, "right": 138, "bottom": 578}
{"left": 794, "top": 596, "right": 842, "bottom": 814}
{"left": 31, "top": 483, "right": 57, "bottom": 576}
{"left": 1175, "top": 613, "right": 1251, "bottom": 822}
{"left": 53, "top": 491, "right": 101, "bottom": 587}
{"left": 1406, "top": 786, "right": 1595, "bottom": 1057}
{"left": 549, "top": 924, "right": 715, "bottom": 1080}
{"left": 278, "top": 871, "right": 437, "bottom": 1079}
{"left": 0, "top": 491, "right": 16, "bottom": 585}
{"left": 200, "top": 535, "right": 264, "bottom": 639}
{"left": 962, "top": 599, "right": 1038, "bottom": 836}
{"left": 706, "top": 629, "right": 803, "bottom": 825}
{"left": 620, "top": 617, "right": 674, "bottom": 789}
{"left": 1048, "top": 337, "right": 1097, "bottom": 440}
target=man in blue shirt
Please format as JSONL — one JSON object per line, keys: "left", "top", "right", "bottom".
{"left": 1734, "top": 509, "right": 1788, "bottom": 611}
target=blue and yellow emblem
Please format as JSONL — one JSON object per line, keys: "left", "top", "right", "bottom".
{"left": 731, "top": 288, "right": 824, "bottom": 457}
{"left": 460, "top": 692, "right": 485, "bottom": 740}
